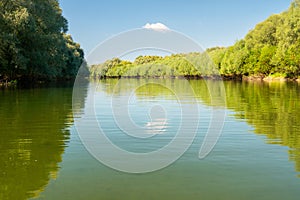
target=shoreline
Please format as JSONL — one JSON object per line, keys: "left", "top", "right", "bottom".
{"left": 0, "top": 79, "right": 81, "bottom": 89}
{"left": 92, "top": 75, "right": 300, "bottom": 83}
{"left": 242, "top": 76, "right": 300, "bottom": 83}
{"left": 2, "top": 75, "right": 299, "bottom": 88}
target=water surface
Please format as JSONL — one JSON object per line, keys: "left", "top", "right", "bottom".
{"left": 1, "top": 79, "right": 300, "bottom": 200}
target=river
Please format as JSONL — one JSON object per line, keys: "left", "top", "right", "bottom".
{"left": 1, "top": 79, "right": 300, "bottom": 200}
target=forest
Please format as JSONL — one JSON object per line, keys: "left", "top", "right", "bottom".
{"left": 91, "top": 0, "right": 300, "bottom": 80}
{"left": 0, "top": 0, "right": 84, "bottom": 84}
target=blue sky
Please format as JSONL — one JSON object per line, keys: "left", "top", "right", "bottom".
{"left": 60, "top": 0, "right": 292, "bottom": 55}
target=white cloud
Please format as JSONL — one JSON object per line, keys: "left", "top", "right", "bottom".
{"left": 143, "top": 23, "right": 170, "bottom": 32}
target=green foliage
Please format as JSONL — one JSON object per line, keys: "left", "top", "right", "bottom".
{"left": 90, "top": 0, "right": 300, "bottom": 79}
{"left": 90, "top": 53, "right": 219, "bottom": 78}
{"left": 0, "top": 0, "right": 84, "bottom": 83}
{"left": 134, "top": 55, "right": 162, "bottom": 65}
{"left": 207, "top": 47, "right": 226, "bottom": 69}
{"left": 213, "top": 0, "right": 300, "bottom": 78}
{"left": 219, "top": 40, "right": 249, "bottom": 76}
{"left": 90, "top": 58, "right": 127, "bottom": 78}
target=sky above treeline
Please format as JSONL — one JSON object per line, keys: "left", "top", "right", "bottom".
{"left": 60, "top": 0, "right": 292, "bottom": 55}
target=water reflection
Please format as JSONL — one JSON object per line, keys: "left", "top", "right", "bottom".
{"left": 2, "top": 79, "right": 299, "bottom": 200}
{"left": 0, "top": 85, "right": 87, "bottom": 200}
{"left": 145, "top": 118, "right": 168, "bottom": 134}
{"left": 94, "top": 79, "right": 300, "bottom": 175}
{"left": 219, "top": 81, "right": 300, "bottom": 175}
{"left": 142, "top": 103, "right": 167, "bottom": 135}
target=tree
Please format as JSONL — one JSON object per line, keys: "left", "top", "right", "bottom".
{"left": 0, "top": 0, "right": 84, "bottom": 83}
{"left": 215, "top": 0, "right": 300, "bottom": 78}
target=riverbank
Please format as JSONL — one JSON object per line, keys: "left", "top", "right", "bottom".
{"left": 243, "top": 75, "right": 300, "bottom": 82}
{"left": 91, "top": 75, "right": 300, "bottom": 83}
{"left": 0, "top": 79, "right": 81, "bottom": 89}
{"left": 0, "top": 80, "right": 18, "bottom": 88}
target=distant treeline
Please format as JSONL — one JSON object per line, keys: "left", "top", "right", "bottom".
{"left": 91, "top": 0, "right": 300, "bottom": 80}
{"left": 90, "top": 54, "right": 218, "bottom": 79}
{"left": 0, "top": 0, "right": 85, "bottom": 84}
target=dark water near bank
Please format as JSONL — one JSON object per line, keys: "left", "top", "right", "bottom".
{"left": 1, "top": 79, "right": 300, "bottom": 200}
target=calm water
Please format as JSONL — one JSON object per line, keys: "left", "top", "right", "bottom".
{"left": 1, "top": 79, "right": 300, "bottom": 200}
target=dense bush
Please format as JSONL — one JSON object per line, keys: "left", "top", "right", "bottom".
{"left": 0, "top": 0, "right": 85, "bottom": 83}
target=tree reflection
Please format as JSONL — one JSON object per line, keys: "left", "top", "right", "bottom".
{"left": 0, "top": 85, "right": 87, "bottom": 200}
{"left": 219, "top": 81, "right": 300, "bottom": 174}
{"left": 95, "top": 78, "right": 300, "bottom": 175}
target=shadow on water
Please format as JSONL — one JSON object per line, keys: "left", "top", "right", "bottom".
{"left": 0, "top": 83, "right": 88, "bottom": 200}
{"left": 94, "top": 78, "right": 300, "bottom": 176}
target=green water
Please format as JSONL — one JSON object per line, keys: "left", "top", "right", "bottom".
{"left": 1, "top": 79, "right": 300, "bottom": 200}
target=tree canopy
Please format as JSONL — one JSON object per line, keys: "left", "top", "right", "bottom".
{"left": 0, "top": 0, "right": 84, "bottom": 83}
{"left": 213, "top": 0, "right": 300, "bottom": 78}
